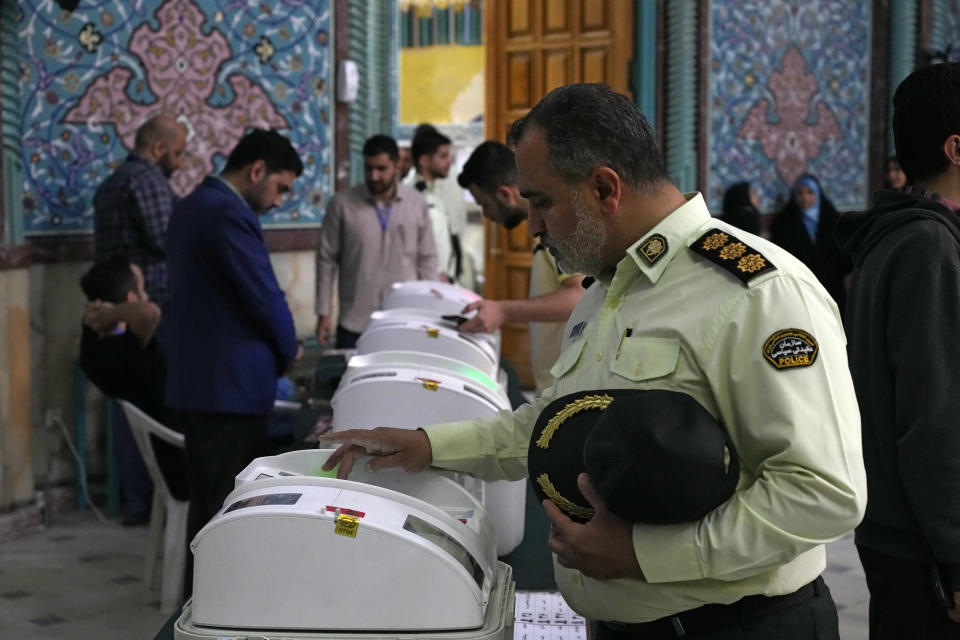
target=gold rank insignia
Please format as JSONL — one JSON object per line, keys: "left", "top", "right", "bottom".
{"left": 637, "top": 233, "right": 669, "bottom": 266}
{"left": 763, "top": 328, "right": 819, "bottom": 370}
{"left": 690, "top": 228, "right": 776, "bottom": 284}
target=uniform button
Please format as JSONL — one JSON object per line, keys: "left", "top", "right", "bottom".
{"left": 572, "top": 573, "right": 582, "bottom": 585}
{"left": 596, "top": 350, "right": 605, "bottom": 361}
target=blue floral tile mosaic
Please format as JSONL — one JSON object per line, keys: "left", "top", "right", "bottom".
{"left": 707, "top": 1, "right": 871, "bottom": 213}
{"left": 941, "top": 0, "right": 960, "bottom": 60}
{"left": 18, "top": 0, "right": 332, "bottom": 234}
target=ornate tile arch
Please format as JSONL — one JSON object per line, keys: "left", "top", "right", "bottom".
{"left": 706, "top": 1, "right": 871, "bottom": 213}
{"left": 18, "top": 0, "right": 332, "bottom": 234}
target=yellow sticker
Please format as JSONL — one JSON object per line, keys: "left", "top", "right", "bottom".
{"left": 335, "top": 513, "right": 360, "bottom": 538}
{"left": 426, "top": 327, "right": 440, "bottom": 338}
{"left": 763, "top": 328, "right": 819, "bottom": 370}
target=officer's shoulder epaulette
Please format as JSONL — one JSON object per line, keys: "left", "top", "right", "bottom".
{"left": 689, "top": 228, "right": 776, "bottom": 285}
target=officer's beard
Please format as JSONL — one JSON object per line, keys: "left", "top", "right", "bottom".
{"left": 541, "top": 189, "right": 606, "bottom": 276}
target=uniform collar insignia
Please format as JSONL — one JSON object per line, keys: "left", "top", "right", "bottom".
{"left": 637, "top": 233, "right": 669, "bottom": 266}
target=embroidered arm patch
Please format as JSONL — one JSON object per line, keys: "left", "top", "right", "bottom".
{"left": 690, "top": 229, "right": 776, "bottom": 284}
{"left": 763, "top": 329, "right": 819, "bottom": 370}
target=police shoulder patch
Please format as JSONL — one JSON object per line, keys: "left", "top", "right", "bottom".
{"left": 763, "top": 329, "right": 819, "bottom": 370}
{"left": 690, "top": 228, "right": 776, "bottom": 285}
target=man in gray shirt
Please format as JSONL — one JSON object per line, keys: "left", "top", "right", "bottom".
{"left": 316, "top": 135, "right": 438, "bottom": 348}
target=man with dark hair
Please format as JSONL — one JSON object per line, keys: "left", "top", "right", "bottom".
{"left": 316, "top": 134, "right": 437, "bottom": 348}
{"left": 323, "top": 84, "right": 865, "bottom": 639}
{"left": 94, "top": 114, "right": 188, "bottom": 308}
{"left": 404, "top": 124, "right": 458, "bottom": 281}
{"left": 456, "top": 140, "right": 585, "bottom": 392}
{"left": 165, "top": 128, "right": 302, "bottom": 586}
{"left": 79, "top": 256, "right": 186, "bottom": 525}
{"left": 837, "top": 62, "right": 960, "bottom": 637}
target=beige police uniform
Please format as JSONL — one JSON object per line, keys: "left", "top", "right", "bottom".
{"left": 424, "top": 193, "right": 865, "bottom": 623}
{"left": 528, "top": 240, "right": 573, "bottom": 392}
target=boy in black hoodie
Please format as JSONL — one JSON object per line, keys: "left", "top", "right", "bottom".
{"left": 836, "top": 63, "right": 960, "bottom": 637}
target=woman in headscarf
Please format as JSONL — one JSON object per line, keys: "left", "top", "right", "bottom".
{"left": 770, "top": 174, "right": 852, "bottom": 314}
{"left": 718, "top": 181, "right": 761, "bottom": 235}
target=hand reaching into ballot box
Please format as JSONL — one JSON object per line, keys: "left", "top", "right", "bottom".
{"left": 458, "top": 299, "right": 504, "bottom": 333}
{"left": 319, "top": 427, "right": 433, "bottom": 478}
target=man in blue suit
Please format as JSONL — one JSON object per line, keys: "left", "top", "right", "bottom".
{"left": 165, "top": 129, "right": 303, "bottom": 591}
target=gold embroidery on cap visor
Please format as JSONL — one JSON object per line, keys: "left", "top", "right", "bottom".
{"left": 533, "top": 393, "right": 613, "bottom": 521}
{"left": 535, "top": 393, "right": 614, "bottom": 449}
{"left": 638, "top": 233, "right": 669, "bottom": 265}
{"left": 537, "top": 473, "right": 595, "bottom": 521}
{"left": 763, "top": 328, "right": 819, "bottom": 369}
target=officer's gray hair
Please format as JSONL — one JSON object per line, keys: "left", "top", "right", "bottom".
{"left": 507, "top": 83, "right": 668, "bottom": 191}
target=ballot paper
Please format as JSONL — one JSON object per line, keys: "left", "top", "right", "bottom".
{"left": 513, "top": 591, "right": 586, "bottom": 640}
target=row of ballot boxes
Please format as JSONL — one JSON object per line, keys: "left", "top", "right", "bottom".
{"left": 179, "top": 281, "right": 524, "bottom": 637}
{"left": 180, "top": 449, "right": 515, "bottom": 638}
{"left": 330, "top": 280, "right": 527, "bottom": 557}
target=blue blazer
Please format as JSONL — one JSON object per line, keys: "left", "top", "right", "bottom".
{"left": 164, "top": 176, "right": 298, "bottom": 415}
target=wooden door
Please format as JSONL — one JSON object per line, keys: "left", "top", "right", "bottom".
{"left": 483, "top": 0, "right": 634, "bottom": 387}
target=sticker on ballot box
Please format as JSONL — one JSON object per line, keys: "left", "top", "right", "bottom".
{"left": 334, "top": 513, "right": 360, "bottom": 538}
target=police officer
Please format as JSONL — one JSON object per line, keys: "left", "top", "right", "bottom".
{"left": 321, "top": 84, "right": 865, "bottom": 640}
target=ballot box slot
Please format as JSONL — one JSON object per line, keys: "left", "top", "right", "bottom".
{"left": 461, "top": 384, "right": 501, "bottom": 412}
{"left": 349, "top": 371, "right": 398, "bottom": 384}
{"left": 224, "top": 492, "right": 302, "bottom": 514}
{"left": 455, "top": 333, "right": 497, "bottom": 366}
{"left": 403, "top": 514, "right": 485, "bottom": 590}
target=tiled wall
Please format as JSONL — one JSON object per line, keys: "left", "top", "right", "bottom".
{"left": 17, "top": 0, "right": 332, "bottom": 234}
{"left": 941, "top": 0, "right": 960, "bottom": 57}
{"left": 706, "top": 1, "right": 872, "bottom": 213}
{"left": 0, "top": 268, "right": 33, "bottom": 509}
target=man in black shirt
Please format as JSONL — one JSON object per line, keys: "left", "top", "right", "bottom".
{"left": 79, "top": 256, "right": 186, "bottom": 524}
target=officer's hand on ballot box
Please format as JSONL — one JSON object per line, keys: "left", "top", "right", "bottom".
{"left": 319, "top": 427, "right": 433, "bottom": 479}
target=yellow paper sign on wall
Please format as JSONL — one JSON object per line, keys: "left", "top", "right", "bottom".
{"left": 400, "top": 44, "right": 484, "bottom": 124}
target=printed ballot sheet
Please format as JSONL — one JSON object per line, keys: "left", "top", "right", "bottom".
{"left": 514, "top": 591, "right": 586, "bottom": 640}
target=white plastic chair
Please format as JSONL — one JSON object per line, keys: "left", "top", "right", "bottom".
{"left": 118, "top": 400, "right": 188, "bottom": 613}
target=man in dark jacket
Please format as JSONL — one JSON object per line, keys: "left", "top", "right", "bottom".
{"left": 836, "top": 62, "right": 960, "bottom": 638}
{"left": 165, "top": 129, "right": 302, "bottom": 593}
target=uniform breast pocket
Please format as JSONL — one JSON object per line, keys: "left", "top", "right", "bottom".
{"left": 549, "top": 338, "right": 587, "bottom": 381}
{"left": 609, "top": 337, "right": 680, "bottom": 382}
